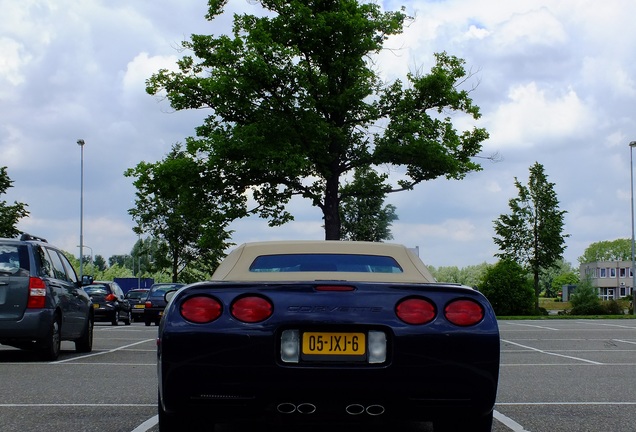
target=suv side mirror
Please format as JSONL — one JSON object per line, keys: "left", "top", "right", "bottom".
{"left": 81, "top": 275, "right": 94, "bottom": 286}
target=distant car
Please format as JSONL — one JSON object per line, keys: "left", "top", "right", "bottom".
{"left": 144, "top": 283, "right": 185, "bottom": 326}
{"left": 0, "top": 233, "right": 94, "bottom": 360}
{"left": 125, "top": 288, "right": 149, "bottom": 322}
{"left": 84, "top": 281, "right": 132, "bottom": 326}
{"left": 157, "top": 241, "right": 500, "bottom": 432}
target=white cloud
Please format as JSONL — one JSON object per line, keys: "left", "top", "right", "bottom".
{"left": 486, "top": 82, "right": 592, "bottom": 148}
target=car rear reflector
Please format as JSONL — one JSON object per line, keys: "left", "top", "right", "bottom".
{"left": 27, "top": 277, "right": 47, "bottom": 308}
{"left": 395, "top": 297, "right": 436, "bottom": 325}
{"left": 231, "top": 296, "right": 273, "bottom": 323}
{"left": 315, "top": 285, "right": 355, "bottom": 291}
{"left": 180, "top": 296, "right": 222, "bottom": 324}
{"left": 444, "top": 299, "right": 484, "bottom": 326}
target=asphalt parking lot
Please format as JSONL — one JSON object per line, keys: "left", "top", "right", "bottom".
{"left": 1, "top": 319, "right": 636, "bottom": 432}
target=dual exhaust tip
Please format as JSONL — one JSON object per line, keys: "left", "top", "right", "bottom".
{"left": 276, "top": 402, "right": 385, "bottom": 416}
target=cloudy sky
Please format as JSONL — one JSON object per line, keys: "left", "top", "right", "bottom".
{"left": 2, "top": 0, "right": 635, "bottom": 269}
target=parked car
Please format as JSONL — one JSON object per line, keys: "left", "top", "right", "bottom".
{"left": 84, "top": 281, "right": 131, "bottom": 325}
{"left": 157, "top": 241, "right": 500, "bottom": 432}
{"left": 125, "top": 288, "right": 149, "bottom": 322}
{"left": 144, "top": 283, "right": 184, "bottom": 326}
{"left": 0, "top": 233, "right": 94, "bottom": 360}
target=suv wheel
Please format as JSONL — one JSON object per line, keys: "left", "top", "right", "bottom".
{"left": 124, "top": 311, "right": 132, "bottom": 326}
{"left": 75, "top": 317, "right": 93, "bottom": 353}
{"left": 38, "top": 317, "right": 61, "bottom": 361}
{"left": 111, "top": 311, "right": 119, "bottom": 326}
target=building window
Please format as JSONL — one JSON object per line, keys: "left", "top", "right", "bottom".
{"left": 599, "top": 268, "right": 607, "bottom": 278}
{"left": 610, "top": 268, "right": 617, "bottom": 278}
{"left": 620, "top": 268, "right": 627, "bottom": 278}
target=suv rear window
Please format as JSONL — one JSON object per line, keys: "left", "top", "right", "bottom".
{"left": 0, "top": 245, "right": 29, "bottom": 275}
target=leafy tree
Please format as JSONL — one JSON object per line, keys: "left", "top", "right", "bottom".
{"left": 108, "top": 254, "right": 131, "bottom": 270}
{"left": 551, "top": 271, "right": 579, "bottom": 298}
{"left": 125, "top": 144, "right": 233, "bottom": 282}
{"left": 478, "top": 259, "right": 535, "bottom": 316}
{"left": 429, "top": 262, "right": 492, "bottom": 287}
{"left": 493, "top": 162, "right": 568, "bottom": 311}
{"left": 146, "top": 0, "right": 489, "bottom": 240}
{"left": 579, "top": 239, "right": 631, "bottom": 263}
{"left": 93, "top": 255, "right": 107, "bottom": 272}
{"left": 569, "top": 277, "right": 602, "bottom": 315}
{"left": 340, "top": 168, "right": 397, "bottom": 241}
{"left": 0, "top": 167, "right": 29, "bottom": 238}
{"left": 539, "top": 259, "right": 576, "bottom": 297}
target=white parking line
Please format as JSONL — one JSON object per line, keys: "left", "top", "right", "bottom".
{"left": 51, "top": 339, "right": 155, "bottom": 364}
{"left": 131, "top": 415, "right": 158, "bottom": 432}
{"left": 577, "top": 321, "right": 636, "bottom": 329}
{"left": 504, "top": 322, "right": 559, "bottom": 331}
{"left": 501, "top": 339, "right": 603, "bottom": 364}
{"left": 494, "top": 410, "right": 531, "bottom": 431}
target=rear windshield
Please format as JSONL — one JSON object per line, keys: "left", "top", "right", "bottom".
{"left": 0, "top": 244, "right": 29, "bottom": 275}
{"left": 149, "top": 285, "right": 182, "bottom": 298}
{"left": 249, "top": 254, "right": 403, "bottom": 273}
{"left": 126, "top": 291, "right": 148, "bottom": 299}
{"left": 84, "top": 284, "right": 111, "bottom": 295}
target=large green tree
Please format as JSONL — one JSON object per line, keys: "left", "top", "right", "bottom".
{"left": 0, "top": 167, "right": 29, "bottom": 238}
{"left": 493, "top": 162, "right": 569, "bottom": 310}
{"left": 125, "top": 145, "right": 234, "bottom": 282}
{"left": 478, "top": 259, "right": 535, "bottom": 316}
{"left": 579, "top": 239, "right": 631, "bottom": 263}
{"left": 146, "top": 0, "right": 489, "bottom": 239}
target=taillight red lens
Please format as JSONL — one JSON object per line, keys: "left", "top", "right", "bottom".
{"left": 27, "top": 277, "right": 47, "bottom": 308}
{"left": 444, "top": 299, "right": 484, "bottom": 326}
{"left": 231, "top": 296, "right": 273, "bottom": 323}
{"left": 105, "top": 293, "right": 117, "bottom": 302}
{"left": 180, "top": 296, "right": 222, "bottom": 324}
{"left": 145, "top": 301, "right": 152, "bottom": 308}
{"left": 396, "top": 297, "right": 436, "bottom": 325}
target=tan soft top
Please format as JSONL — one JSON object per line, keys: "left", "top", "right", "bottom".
{"left": 211, "top": 240, "right": 436, "bottom": 283}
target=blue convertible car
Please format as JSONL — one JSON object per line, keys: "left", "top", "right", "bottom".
{"left": 157, "top": 241, "right": 500, "bottom": 431}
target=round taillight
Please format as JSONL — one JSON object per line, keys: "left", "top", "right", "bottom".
{"left": 231, "top": 296, "right": 273, "bottom": 323}
{"left": 396, "top": 298, "right": 436, "bottom": 325}
{"left": 180, "top": 296, "right": 222, "bottom": 324}
{"left": 444, "top": 299, "right": 484, "bottom": 326}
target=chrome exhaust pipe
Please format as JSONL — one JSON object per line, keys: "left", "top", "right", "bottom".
{"left": 345, "top": 404, "right": 365, "bottom": 415}
{"left": 297, "top": 403, "right": 317, "bottom": 414}
{"left": 366, "top": 404, "right": 385, "bottom": 416}
{"left": 277, "top": 402, "right": 296, "bottom": 414}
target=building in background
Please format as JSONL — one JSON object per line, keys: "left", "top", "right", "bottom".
{"left": 578, "top": 261, "right": 634, "bottom": 301}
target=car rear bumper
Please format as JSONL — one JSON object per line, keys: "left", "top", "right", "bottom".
{"left": 0, "top": 309, "right": 55, "bottom": 342}
{"left": 159, "top": 330, "right": 499, "bottom": 423}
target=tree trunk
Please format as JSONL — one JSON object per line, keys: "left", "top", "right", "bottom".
{"left": 534, "top": 269, "right": 540, "bottom": 312}
{"left": 323, "top": 176, "right": 341, "bottom": 240}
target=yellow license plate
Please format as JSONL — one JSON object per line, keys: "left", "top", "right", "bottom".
{"left": 133, "top": 304, "right": 144, "bottom": 309}
{"left": 302, "top": 332, "right": 365, "bottom": 355}
{"left": 93, "top": 303, "right": 99, "bottom": 309}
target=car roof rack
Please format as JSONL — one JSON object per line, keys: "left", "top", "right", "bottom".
{"left": 20, "top": 233, "right": 48, "bottom": 243}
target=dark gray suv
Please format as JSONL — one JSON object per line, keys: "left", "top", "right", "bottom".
{"left": 0, "top": 233, "right": 94, "bottom": 360}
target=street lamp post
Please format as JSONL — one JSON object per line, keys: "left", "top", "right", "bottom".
{"left": 77, "top": 139, "right": 85, "bottom": 279}
{"left": 630, "top": 141, "right": 636, "bottom": 315}
{"left": 77, "top": 245, "right": 93, "bottom": 270}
